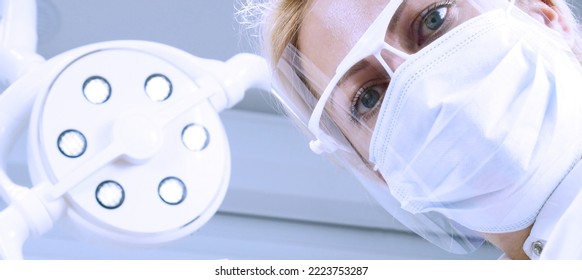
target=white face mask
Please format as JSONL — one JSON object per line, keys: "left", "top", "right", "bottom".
{"left": 369, "top": 9, "right": 582, "bottom": 233}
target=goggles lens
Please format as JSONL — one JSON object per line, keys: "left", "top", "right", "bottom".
{"left": 304, "top": 0, "right": 512, "bottom": 158}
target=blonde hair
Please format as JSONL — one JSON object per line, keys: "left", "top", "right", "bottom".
{"left": 236, "top": 0, "right": 308, "bottom": 67}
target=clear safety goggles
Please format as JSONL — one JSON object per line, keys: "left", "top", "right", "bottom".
{"left": 273, "top": 0, "right": 523, "bottom": 253}
{"left": 308, "top": 0, "right": 523, "bottom": 157}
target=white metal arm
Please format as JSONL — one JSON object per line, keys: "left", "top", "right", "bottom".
{"left": 0, "top": 0, "right": 44, "bottom": 88}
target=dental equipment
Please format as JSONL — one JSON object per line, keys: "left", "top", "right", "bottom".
{"left": 0, "top": 0, "right": 270, "bottom": 259}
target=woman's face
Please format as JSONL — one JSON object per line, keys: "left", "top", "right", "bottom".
{"left": 296, "top": 0, "right": 481, "bottom": 160}
{"left": 294, "top": 0, "right": 578, "bottom": 258}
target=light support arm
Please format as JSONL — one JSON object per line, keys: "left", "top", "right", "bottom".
{"left": 206, "top": 53, "right": 271, "bottom": 112}
{"left": 0, "top": 61, "right": 68, "bottom": 260}
{"left": 0, "top": 0, "right": 44, "bottom": 87}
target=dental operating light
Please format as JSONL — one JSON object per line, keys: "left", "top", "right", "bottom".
{"left": 0, "top": 0, "right": 270, "bottom": 259}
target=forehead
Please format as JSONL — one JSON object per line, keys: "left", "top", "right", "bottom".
{"left": 297, "top": 0, "right": 387, "bottom": 79}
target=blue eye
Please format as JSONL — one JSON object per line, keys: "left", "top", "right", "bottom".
{"left": 351, "top": 84, "right": 385, "bottom": 122}
{"left": 423, "top": 7, "right": 447, "bottom": 31}
{"left": 416, "top": 1, "right": 456, "bottom": 47}
{"left": 360, "top": 87, "right": 381, "bottom": 109}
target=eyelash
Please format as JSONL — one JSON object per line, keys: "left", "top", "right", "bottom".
{"left": 351, "top": 85, "right": 370, "bottom": 116}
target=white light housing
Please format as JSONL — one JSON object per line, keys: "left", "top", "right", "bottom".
{"left": 25, "top": 43, "right": 233, "bottom": 244}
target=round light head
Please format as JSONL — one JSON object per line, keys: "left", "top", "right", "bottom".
{"left": 95, "top": 181, "right": 125, "bottom": 209}
{"left": 145, "top": 74, "right": 172, "bottom": 102}
{"left": 57, "top": 129, "right": 87, "bottom": 158}
{"left": 83, "top": 76, "right": 111, "bottom": 104}
{"left": 182, "top": 123, "right": 210, "bottom": 151}
{"left": 158, "top": 177, "right": 187, "bottom": 205}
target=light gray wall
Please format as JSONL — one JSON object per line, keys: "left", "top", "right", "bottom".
{"left": 37, "top": 0, "right": 274, "bottom": 113}
{"left": 37, "top": 0, "right": 251, "bottom": 59}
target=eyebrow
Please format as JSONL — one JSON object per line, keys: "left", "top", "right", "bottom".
{"left": 389, "top": 0, "right": 408, "bottom": 33}
{"left": 336, "top": 59, "right": 372, "bottom": 88}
